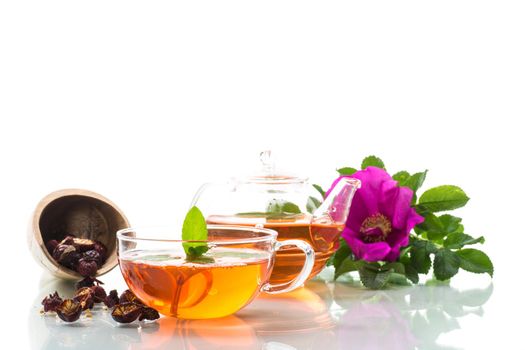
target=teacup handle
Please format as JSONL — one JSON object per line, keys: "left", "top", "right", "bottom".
{"left": 261, "top": 239, "right": 315, "bottom": 294}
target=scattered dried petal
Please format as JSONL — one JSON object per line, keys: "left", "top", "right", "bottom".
{"left": 56, "top": 299, "right": 82, "bottom": 322}
{"left": 41, "top": 291, "right": 63, "bottom": 312}
{"left": 91, "top": 285, "right": 107, "bottom": 303}
{"left": 119, "top": 290, "right": 143, "bottom": 305}
{"left": 76, "top": 276, "right": 104, "bottom": 290}
{"left": 74, "top": 287, "right": 95, "bottom": 310}
{"left": 104, "top": 289, "right": 119, "bottom": 308}
{"left": 139, "top": 307, "right": 160, "bottom": 321}
{"left": 46, "top": 240, "right": 59, "bottom": 255}
{"left": 111, "top": 303, "right": 142, "bottom": 323}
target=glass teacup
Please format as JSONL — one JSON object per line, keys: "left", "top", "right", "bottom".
{"left": 117, "top": 225, "right": 314, "bottom": 319}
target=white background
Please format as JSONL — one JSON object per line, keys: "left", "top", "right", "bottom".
{"left": 1, "top": 1, "right": 524, "bottom": 349}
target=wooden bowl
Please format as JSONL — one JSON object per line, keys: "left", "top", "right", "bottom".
{"left": 28, "top": 189, "right": 130, "bottom": 280}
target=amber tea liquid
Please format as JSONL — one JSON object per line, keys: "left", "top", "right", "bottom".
{"left": 119, "top": 249, "right": 272, "bottom": 319}
{"left": 207, "top": 214, "right": 344, "bottom": 284}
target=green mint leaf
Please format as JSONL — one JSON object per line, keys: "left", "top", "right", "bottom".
{"left": 306, "top": 196, "right": 322, "bottom": 214}
{"left": 417, "top": 185, "right": 470, "bottom": 213}
{"left": 433, "top": 248, "right": 461, "bottom": 281}
{"left": 266, "top": 199, "right": 301, "bottom": 215}
{"left": 444, "top": 232, "right": 485, "bottom": 249}
{"left": 393, "top": 171, "right": 410, "bottom": 184}
{"left": 358, "top": 264, "right": 392, "bottom": 289}
{"left": 182, "top": 206, "right": 209, "bottom": 258}
{"left": 456, "top": 248, "right": 494, "bottom": 277}
{"left": 334, "top": 257, "right": 364, "bottom": 281}
{"left": 313, "top": 184, "right": 326, "bottom": 198}
{"left": 337, "top": 167, "right": 358, "bottom": 176}
{"left": 410, "top": 240, "right": 436, "bottom": 273}
{"left": 361, "top": 155, "right": 386, "bottom": 170}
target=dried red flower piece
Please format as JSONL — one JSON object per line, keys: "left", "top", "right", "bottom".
{"left": 91, "top": 285, "right": 107, "bottom": 303}
{"left": 74, "top": 287, "right": 95, "bottom": 310}
{"left": 46, "top": 240, "right": 59, "bottom": 255}
{"left": 119, "top": 290, "right": 143, "bottom": 305}
{"left": 56, "top": 299, "right": 82, "bottom": 322}
{"left": 104, "top": 289, "right": 119, "bottom": 308}
{"left": 111, "top": 303, "right": 142, "bottom": 323}
{"left": 82, "top": 250, "right": 103, "bottom": 266}
{"left": 53, "top": 244, "right": 81, "bottom": 268}
{"left": 71, "top": 238, "right": 96, "bottom": 252}
{"left": 41, "top": 291, "right": 63, "bottom": 312}
{"left": 59, "top": 236, "right": 76, "bottom": 246}
{"left": 139, "top": 307, "right": 160, "bottom": 321}
{"left": 93, "top": 241, "right": 107, "bottom": 261}
{"left": 77, "top": 259, "right": 98, "bottom": 277}
{"left": 76, "top": 276, "right": 104, "bottom": 290}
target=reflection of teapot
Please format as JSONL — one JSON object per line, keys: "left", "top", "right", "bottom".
{"left": 191, "top": 151, "right": 360, "bottom": 284}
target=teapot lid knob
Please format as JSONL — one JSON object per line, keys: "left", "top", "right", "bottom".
{"left": 259, "top": 150, "right": 275, "bottom": 175}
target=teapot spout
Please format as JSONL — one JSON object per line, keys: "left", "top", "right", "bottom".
{"left": 313, "top": 178, "right": 361, "bottom": 225}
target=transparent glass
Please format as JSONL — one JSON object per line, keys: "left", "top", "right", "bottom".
{"left": 190, "top": 152, "right": 360, "bottom": 284}
{"left": 117, "top": 226, "right": 314, "bottom": 319}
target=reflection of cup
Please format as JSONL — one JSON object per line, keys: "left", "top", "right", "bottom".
{"left": 238, "top": 280, "right": 338, "bottom": 349}
{"left": 117, "top": 226, "right": 314, "bottom": 319}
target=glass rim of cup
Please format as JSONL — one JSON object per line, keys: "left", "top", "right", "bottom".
{"left": 117, "top": 225, "right": 278, "bottom": 245}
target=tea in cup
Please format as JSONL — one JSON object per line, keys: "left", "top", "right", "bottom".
{"left": 117, "top": 226, "right": 314, "bottom": 319}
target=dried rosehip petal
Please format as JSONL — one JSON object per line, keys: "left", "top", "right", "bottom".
{"left": 111, "top": 303, "right": 142, "bottom": 323}
{"left": 74, "top": 287, "right": 95, "bottom": 310}
{"left": 41, "top": 291, "right": 63, "bottom": 312}
{"left": 104, "top": 289, "right": 119, "bottom": 308}
{"left": 82, "top": 250, "right": 102, "bottom": 265}
{"left": 139, "top": 307, "right": 160, "bottom": 321}
{"left": 72, "top": 238, "right": 96, "bottom": 252}
{"left": 56, "top": 299, "right": 82, "bottom": 322}
{"left": 93, "top": 241, "right": 107, "bottom": 261}
{"left": 46, "top": 240, "right": 59, "bottom": 255}
{"left": 77, "top": 259, "right": 98, "bottom": 277}
{"left": 119, "top": 289, "right": 143, "bottom": 305}
{"left": 91, "top": 285, "right": 107, "bottom": 303}
{"left": 53, "top": 244, "right": 80, "bottom": 268}
{"left": 59, "top": 235, "right": 76, "bottom": 246}
{"left": 76, "top": 276, "right": 104, "bottom": 290}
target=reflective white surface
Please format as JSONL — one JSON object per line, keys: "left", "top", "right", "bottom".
{"left": 28, "top": 267, "right": 496, "bottom": 350}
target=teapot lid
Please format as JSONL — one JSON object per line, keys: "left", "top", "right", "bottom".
{"left": 234, "top": 151, "right": 308, "bottom": 185}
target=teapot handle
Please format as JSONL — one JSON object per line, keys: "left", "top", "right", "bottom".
{"left": 261, "top": 239, "right": 315, "bottom": 294}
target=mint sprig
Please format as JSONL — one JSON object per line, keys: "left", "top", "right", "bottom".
{"left": 182, "top": 206, "right": 209, "bottom": 259}
{"left": 324, "top": 155, "right": 493, "bottom": 289}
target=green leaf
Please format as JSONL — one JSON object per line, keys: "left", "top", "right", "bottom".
{"left": 439, "top": 214, "right": 462, "bottom": 233}
{"left": 404, "top": 170, "right": 428, "bottom": 194}
{"left": 403, "top": 263, "right": 420, "bottom": 284}
{"left": 334, "top": 257, "right": 364, "bottom": 280}
{"left": 393, "top": 171, "right": 410, "bottom": 184}
{"left": 417, "top": 185, "right": 470, "bottom": 213}
{"left": 266, "top": 199, "right": 301, "bottom": 215}
{"left": 359, "top": 264, "right": 392, "bottom": 289}
{"left": 337, "top": 167, "right": 358, "bottom": 176}
{"left": 456, "top": 249, "right": 494, "bottom": 277}
{"left": 313, "top": 184, "right": 326, "bottom": 198}
{"left": 382, "top": 262, "right": 405, "bottom": 274}
{"left": 433, "top": 248, "right": 461, "bottom": 281}
{"left": 332, "top": 239, "right": 352, "bottom": 270}
{"left": 388, "top": 273, "right": 411, "bottom": 286}
{"left": 444, "top": 232, "right": 485, "bottom": 250}
{"left": 361, "top": 155, "right": 386, "bottom": 170}
{"left": 306, "top": 196, "right": 322, "bottom": 214}
{"left": 410, "top": 240, "right": 437, "bottom": 274}
{"left": 182, "top": 206, "right": 209, "bottom": 258}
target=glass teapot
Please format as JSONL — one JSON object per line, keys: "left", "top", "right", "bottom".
{"left": 190, "top": 151, "right": 360, "bottom": 284}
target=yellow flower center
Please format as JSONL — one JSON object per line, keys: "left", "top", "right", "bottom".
{"left": 360, "top": 213, "right": 392, "bottom": 243}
